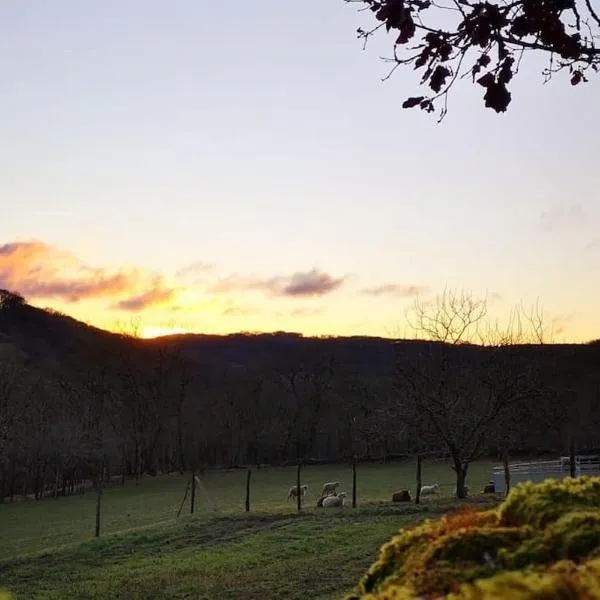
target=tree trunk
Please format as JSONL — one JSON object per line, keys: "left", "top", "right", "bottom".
{"left": 452, "top": 454, "right": 468, "bottom": 499}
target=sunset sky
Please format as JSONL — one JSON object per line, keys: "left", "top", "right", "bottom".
{"left": 1, "top": 1, "right": 598, "bottom": 341}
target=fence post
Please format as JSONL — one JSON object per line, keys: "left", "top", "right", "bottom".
{"left": 503, "top": 452, "right": 511, "bottom": 497}
{"left": 296, "top": 462, "right": 302, "bottom": 512}
{"left": 190, "top": 471, "right": 197, "bottom": 514}
{"left": 245, "top": 468, "right": 251, "bottom": 512}
{"left": 569, "top": 438, "right": 577, "bottom": 478}
{"left": 352, "top": 455, "right": 357, "bottom": 508}
{"left": 95, "top": 459, "right": 106, "bottom": 538}
{"left": 415, "top": 454, "right": 422, "bottom": 505}
{"left": 177, "top": 483, "right": 190, "bottom": 518}
{"left": 95, "top": 484, "right": 102, "bottom": 537}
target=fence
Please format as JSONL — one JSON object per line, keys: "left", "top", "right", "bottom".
{"left": 492, "top": 455, "right": 600, "bottom": 494}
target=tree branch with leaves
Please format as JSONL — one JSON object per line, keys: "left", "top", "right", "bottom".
{"left": 346, "top": 0, "right": 600, "bottom": 119}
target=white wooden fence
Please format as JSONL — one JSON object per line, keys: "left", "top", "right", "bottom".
{"left": 492, "top": 455, "right": 600, "bottom": 494}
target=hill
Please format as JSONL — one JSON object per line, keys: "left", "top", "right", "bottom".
{"left": 1, "top": 289, "right": 599, "bottom": 505}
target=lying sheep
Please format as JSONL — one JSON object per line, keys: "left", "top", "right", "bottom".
{"left": 392, "top": 489, "right": 411, "bottom": 503}
{"left": 420, "top": 482, "right": 440, "bottom": 496}
{"left": 321, "top": 481, "right": 340, "bottom": 497}
{"left": 483, "top": 481, "right": 495, "bottom": 494}
{"left": 322, "top": 491, "right": 347, "bottom": 508}
{"left": 287, "top": 483, "right": 309, "bottom": 501}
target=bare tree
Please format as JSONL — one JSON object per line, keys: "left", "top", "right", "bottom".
{"left": 395, "top": 289, "right": 542, "bottom": 498}
{"left": 275, "top": 349, "right": 336, "bottom": 461}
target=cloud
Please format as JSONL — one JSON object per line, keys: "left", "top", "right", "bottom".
{"left": 113, "top": 280, "right": 177, "bottom": 311}
{"left": 551, "top": 313, "right": 576, "bottom": 337}
{"left": 583, "top": 239, "right": 599, "bottom": 253}
{"left": 288, "top": 307, "right": 324, "bottom": 317}
{"left": 360, "top": 283, "right": 429, "bottom": 297}
{"left": 175, "top": 261, "right": 214, "bottom": 283}
{"left": 0, "top": 240, "right": 179, "bottom": 310}
{"left": 211, "top": 268, "right": 348, "bottom": 298}
{"left": 222, "top": 301, "right": 259, "bottom": 317}
{"left": 540, "top": 203, "right": 584, "bottom": 233}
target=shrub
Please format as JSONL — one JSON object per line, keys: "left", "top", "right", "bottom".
{"left": 346, "top": 477, "right": 600, "bottom": 599}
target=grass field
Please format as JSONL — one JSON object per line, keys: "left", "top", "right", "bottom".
{"left": 0, "top": 459, "right": 500, "bottom": 599}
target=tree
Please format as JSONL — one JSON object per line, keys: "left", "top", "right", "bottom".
{"left": 393, "top": 289, "right": 542, "bottom": 498}
{"left": 346, "top": 0, "right": 600, "bottom": 119}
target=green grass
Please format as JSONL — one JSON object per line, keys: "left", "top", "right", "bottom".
{"left": 0, "top": 459, "right": 500, "bottom": 599}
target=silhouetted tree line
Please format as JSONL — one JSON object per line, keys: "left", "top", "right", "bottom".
{"left": 0, "top": 289, "right": 599, "bottom": 502}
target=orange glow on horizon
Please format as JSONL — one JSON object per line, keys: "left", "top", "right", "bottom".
{"left": 139, "top": 325, "right": 191, "bottom": 339}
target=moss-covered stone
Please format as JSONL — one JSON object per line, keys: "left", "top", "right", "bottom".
{"left": 347, "top": 477, "right": 600, "bottom": 599}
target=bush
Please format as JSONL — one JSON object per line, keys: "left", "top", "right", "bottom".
{"left": 346, "top": 477, "right": 600, "bottom": 599}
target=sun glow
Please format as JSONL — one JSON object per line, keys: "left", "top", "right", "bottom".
{"left": 140, "top": 325, "right": 190, "bottom": 339}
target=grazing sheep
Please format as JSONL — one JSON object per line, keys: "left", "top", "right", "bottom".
{"left": 316, "top": 492, "right": 336, "bottom": 507}
{"left": 287, "top": 484, "right": 309, "bottom": 501}
{"left": 321, "top": 481, "right": 340, "bottom": 497}
{"left": 420, "top": 483, "right": 440, "bottom": 496}
{"left": 392, "top": 489, "right": 411, "bottom": 503}
{"left": 322, "top": 491, "right": 347, "bottom": 508}
{"left": 483, "top": 481, "right": 495, "bottom": 494}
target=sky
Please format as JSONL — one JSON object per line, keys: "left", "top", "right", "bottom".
{"left": 0, "top": 1, "right": 598, "bottom": 341}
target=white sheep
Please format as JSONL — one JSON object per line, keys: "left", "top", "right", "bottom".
{"left": 420, "top": 482, "right": 440, "bottom": 496}
{"left": 322, "top": 491, "right": 347, "bottom": 508}
{"left": 287, "top": 483, "right": 309, "bottom": 501}
{"left": 321, "top": 481, "right": 340, "bottom": 497}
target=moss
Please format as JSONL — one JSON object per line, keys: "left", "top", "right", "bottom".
{"left": 346, "top": 477, "right": 600, "bottom": 600}
{"left": 498, "top": 477, "right": 600, "bottom": 529}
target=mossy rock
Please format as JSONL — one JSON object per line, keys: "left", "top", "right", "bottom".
{"left": 347, "top": 477, "right": 600, "bottom": 599}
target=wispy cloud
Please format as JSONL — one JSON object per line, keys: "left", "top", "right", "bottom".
{"left": 551, "top": 313, "right": 577, "bottom": 337}
{"left": 360, "top": 283, "right": 429, "bottom": 297}
{"left": 175, "top": 261, "right": 214, "bottom": 283}
{"left": 113, "top": 281, "right": 177, "bottom": 311}
{"left": 540, "top": 203, "right": 584, "bottom": 233}
{"left": 211, "top": 268, "right": 348, "bottom": 298}
{"left": 286, "top": 307, "right": 324, "bottom": 317}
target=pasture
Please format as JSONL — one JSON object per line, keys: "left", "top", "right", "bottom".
{"left": 0, "top": 459, "right": 499, "bottom": 599}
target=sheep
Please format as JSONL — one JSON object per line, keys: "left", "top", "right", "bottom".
{"left": 420, "top": 482, "right": 440, "bottom": 496}
{"left": 483, "top": 481, "right": 495, "bottom": 494}
{"left": 321, "top": 481, "right": 340, "bottom": 497}
{"left": 287, "top": 484, "right": 309, "bottom": 501}
{"left": 316, "top": 491, "right": 336, "bottom": 507}
{"left": 392, "top": 489, "right": 412, "bottom": 503}
{"left": 322, "top": 491, "right": 347, "bottom": 508}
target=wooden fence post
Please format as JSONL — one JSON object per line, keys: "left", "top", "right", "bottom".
{"left": 503, "top": 452, "right": 511, "bottom": 497}
{"left": 190, "top": 471, "right": 197, "bottom": 514}
{"left": 95, "top": 485, "right": 102, "bottom": 537}
{"left": 569, "top": 437, "right": 577, "bottom": 478}
{"left": 296, "top": 462, "right": 302, "bottom": 512}
{"left": 245, "top": 469, "right": 251, "bottom": 512}
{"left": 415, "top": 454, "right": 422, "bottom": 505}
{"left": 352, "top": 455, "right": 357, "bottom": 508}
{"left": 177, "top": 483, "right": 190, "bottom": 518}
